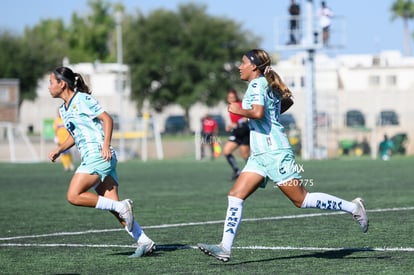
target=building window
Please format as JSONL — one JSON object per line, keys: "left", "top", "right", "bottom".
{"left": 377, "top": 110, "right": 399, "bottom": 126}
{"left": 386, "top": 75, "right": 397, "bottom": 86}
{"left": 0, "top": 88, "right": 9, "bottom": 103}
{"left": 300, "top": 76, "right": 305, "bottom": 88}
{"left": 368, "top": 75, "right": 380, "bottom": 87}
{"left": 346, "top": 110, "right": 365, "bottom": 127}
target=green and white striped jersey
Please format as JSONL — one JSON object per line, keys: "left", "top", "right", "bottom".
{"left": 242, "top": 76, "right": 291, "bottom": 155}
{"left": 59, "top": 92, "right": 106, "bottom": 160}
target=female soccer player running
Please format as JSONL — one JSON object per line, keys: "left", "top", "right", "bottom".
{"left": 48, "top": 67, "right": 155, "bottom": 257}
{"left": 198, "top": 49, "right": 368, "bottom": 262}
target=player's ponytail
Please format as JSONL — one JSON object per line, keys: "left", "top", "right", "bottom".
{"left": 54, "top": 67, "right": 91, "bottom": 94}
{"left": 73, "top": 73, "right": 90, "bottom": 94}
{"left": 245, "top": 49, "right": 292, "bottom": 99}
{"left": 264, "top": 67, "right": 292, "bottom": 99}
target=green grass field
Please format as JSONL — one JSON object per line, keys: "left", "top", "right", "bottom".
{"left": 0, "top": 156, "right": 413, "bottom": 274}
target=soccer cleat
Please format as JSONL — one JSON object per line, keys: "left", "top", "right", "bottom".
{"left": 119, "top": 199, "right": 134, "bottom": 232}
{"left": 352, "top": 197, "right": 369, "bottom": 233}
{"left": 129, "top": 240, "right": 156, "bottom": 258}
{"left": 197, "top": 243, "right": 230, "bottom": 262}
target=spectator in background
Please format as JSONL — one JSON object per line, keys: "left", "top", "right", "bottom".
{"left": 223, "top": 89, "right": 250, "bottom": 180}
{"left": 361, "top": 137, "right": 371, "bottom": 156}
{"left": 379, "top": 134, "right": 394, "bottom": 161}
{"left": 287, "top": 0, "right": 301, "bottom": 45}
{"left": 53, "top": 110, "right": 75, "bottom": 172}
{"left": 201, "top": 113, "right": 218, "bottom": 160}
{"left": 317, "top": 1, "right": 333, "bottom": 46}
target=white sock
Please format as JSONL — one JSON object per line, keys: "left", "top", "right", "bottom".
{"left": 137, "top": 232, "right": 152, "bottom": 244}
{"left": 301, "top": 192, "right": 356, "bottom": 213}
{"left": 95, "top": 196, "right": 123, "bottom": 212}
{"left": 124, "top": 220, "right": 151, "bottom": 243}
{"left": 221, "top": 196, "right": 244, "bottom": 252}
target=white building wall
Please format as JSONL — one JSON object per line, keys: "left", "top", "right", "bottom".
{"left": 20, "top": 62, "right": 137, "bottom": 134}
{"left": 18, "top": 50, "right": 414, "bottom": 157}
{"left": 275, "top": 50, "right": 414, "bottom": 157}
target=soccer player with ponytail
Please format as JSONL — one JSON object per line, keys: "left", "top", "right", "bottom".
{"left": 48, "top": 66, "right": 155, "bottom": 257}
{"left": 198, "top": 49, "right": 368, "bottom": 262}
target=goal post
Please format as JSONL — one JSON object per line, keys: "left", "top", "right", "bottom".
{"left": 112, "top": 112, "right": 164, "bottom": 161}
{"left": 0, "top": 122, "right": 40, "bottom": 162}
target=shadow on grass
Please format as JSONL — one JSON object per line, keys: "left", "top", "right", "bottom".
{"left": 110, "top": 245, "right": 391, "bottom": 262}
{"left": 110, "top": 244, "right": 192, "bottom": 257}
{"left": 155, "top": 244, "right": 194, "bottom": 251}
{"left": 220, "top": 248, "right": 391, "bottom": 265}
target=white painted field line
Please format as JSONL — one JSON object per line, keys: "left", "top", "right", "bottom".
{"left": 0, "top": 243, "right": 135, "bottom": 248}
{"left": 0, "top": 243, "right": 413, "bottom": 252}
{"left": 0, "top": 229, "right": 121, "bottom": 241}
{"left": 0, "top": 206, "right": 413, "bottom": 241}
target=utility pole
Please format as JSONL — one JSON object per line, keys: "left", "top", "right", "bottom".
{"left": 303, "top": 0, "right": 319, "bottom": 160}
{"left": 275, "top": 0, "right": 345, "bottom": 160}
{"left": 275, "top": 0, "right": 323, "bottom": 160}
{"left": 115, "top": 10, "right": 125, "bottom": 160}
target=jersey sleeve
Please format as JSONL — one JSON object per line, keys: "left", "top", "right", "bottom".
{"left": 242, "top": 78, "right": 266, "bottom": 110}
{"left": 250, "top": 80, "right": 264, "bottom": 105}
{"left": 81, "top": 94, "right": 104, "bottom": 118}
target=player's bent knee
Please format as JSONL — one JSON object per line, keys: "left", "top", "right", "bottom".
{"left": 66, "top": 192, "right": 81, "bottom": 206}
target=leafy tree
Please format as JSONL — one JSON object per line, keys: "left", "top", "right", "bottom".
{"left": 0, "top": 0, "right": 117, "bottom": 104}
{"left": 0, "top": 1, "right": 259, "bottom": 114}
{"left": 391, "top": 0, "right": 414, "bottom": 55}
{"left": 0, "top": 31, "right": 22, "bottom": 80}
{"left": 67, "top": 0, "right": 115, "bottom": 63}
{"left": 0, "top": 25, "right": 64, "bottom": 104}
{"left": 123, "top": 3, "right": 259, "bottom": 119}
{"left": 19, "top": 19, "right": 69, "bottom": 101}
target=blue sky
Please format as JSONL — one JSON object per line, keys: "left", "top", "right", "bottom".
{"left": 0, "top": 0, "right": 409, "bottom": 58}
